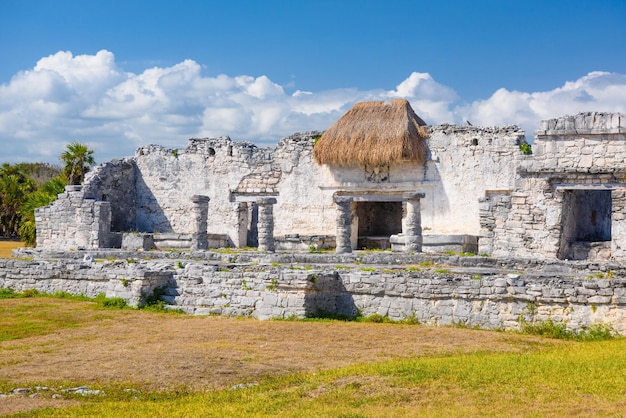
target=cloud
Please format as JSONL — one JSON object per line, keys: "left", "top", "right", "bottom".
{"left": 1, "top": 50, "right": 626, "bottom": 164}
{"left": 457, "top": 71, "right": 626, "bottom": 136}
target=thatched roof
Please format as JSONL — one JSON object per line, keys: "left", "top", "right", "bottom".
{"left": 313, "top": 99, "right": 428, "bottom": 166}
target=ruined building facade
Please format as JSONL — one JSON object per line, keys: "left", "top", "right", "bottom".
{"left": 35, "top": 101, "right": 626, "bottom": 263}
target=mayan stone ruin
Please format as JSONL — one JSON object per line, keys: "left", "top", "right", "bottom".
{"left": 4, "top": 100, "right": 626, "bottom": 332}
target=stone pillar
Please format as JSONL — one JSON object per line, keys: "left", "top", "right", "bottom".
{"left": 257, "top": 197, "right": 277, "bottom": 252}
{"left": 191, "top": 195, "right": 210, "bottom": 250}
{"left": 391, "top": 192, "right": 424, "bottom": 253}
{"left": 334, "top": 195, "right": 353, "bottom": 253}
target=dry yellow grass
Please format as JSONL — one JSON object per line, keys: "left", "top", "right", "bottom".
{"left": 0, "top": 298, "right": 560, "bottom": 415}
{"left": 0, "top": 240, "right": 24, "bottom": 258}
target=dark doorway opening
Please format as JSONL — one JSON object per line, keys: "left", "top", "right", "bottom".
{"left": 356, "top": 201, "right": 402, "bottom": 249}
{"left": 558, "top": 189, "right": 612, "bottom": 260}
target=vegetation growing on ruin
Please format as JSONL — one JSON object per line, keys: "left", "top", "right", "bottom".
{"left": 520, "top": 142, "right": 532, "bottom": 155}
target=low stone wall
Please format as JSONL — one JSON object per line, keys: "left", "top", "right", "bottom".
{"left": 2, "top": 253, "right": 626, "bottom": 333}
{"left": 0, "top": 259, "right": 170, "bottom": 307}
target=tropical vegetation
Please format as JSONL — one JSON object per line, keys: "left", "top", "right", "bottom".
{"left": 0, "top": 142, "right": 95, "bottom": 245}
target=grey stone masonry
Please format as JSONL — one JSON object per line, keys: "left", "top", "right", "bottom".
{"left": 191, "top": 195, "right": 210, "bottom": 250}
{"left": 257, "top": 197, "right": 277, "bottom": 252}
{"left": 479, "top": 113, "right": 626, "bottom": 263}
{"left": 36, "top": 185, "right": 112, "bottom": 250}
{"left": 334, "top": 195, "right": 353, "bottom": 253}
{"left": 3, "top": 252, "right": 626, "bottom": 333}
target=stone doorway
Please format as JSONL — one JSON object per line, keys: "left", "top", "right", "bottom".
{"left": 355, "top": 201, "right": 403, "bottom": 249}
{"left": 558, "top": 189, "right": 612, "bottom": 260}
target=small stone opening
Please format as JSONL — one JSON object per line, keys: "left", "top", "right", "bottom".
{"left": 356, "top": 201, "right": 402, "bottom": 249}
{"left": 471, "top": 138, "right": 478, "bottom": 146}
{"left": 558, "top": 189, "right": 612, "bottom": 260}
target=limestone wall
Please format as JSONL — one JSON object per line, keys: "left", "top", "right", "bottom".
{"left": 35, "top": 186, "right": 112, "bottom": 250}
{"left": 425, "top": 125, "right": 527, "bottom": 235}
{"left": 123, "top": 126, "right": 523, "bottom": 243}
{"left": 38, "top": 125, "right": 527, "bottom": 250}
{"left": 531, "top": 112, "right": 626, "bottom": 171}
{"left": 480, "top": 113, "right": 626, "bottom": 262}
{"left": 1, "top": 256, "right": 625, "bottom": 333}
{"left": 82, "top": 159, "right": 137, "bottom": 232}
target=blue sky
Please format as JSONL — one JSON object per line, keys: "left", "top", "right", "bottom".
{"left": 1, "top": 0, "right": 626, "bottom": 164}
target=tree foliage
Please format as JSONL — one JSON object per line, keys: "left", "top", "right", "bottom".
{"left": 0, "top": 163, "right": 35, "bottom": 236}
{"left": 1, "top": 142, "right": 95, "bottom": 245}
{"left": 61, "top": 142, "right": 96, "bottom": 185}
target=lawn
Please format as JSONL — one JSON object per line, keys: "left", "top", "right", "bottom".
{"left": 0, "top": 240, "right": 24, "bottom": 258}
{"left": 0, "top": 295, "right": 624, "bottom": 416}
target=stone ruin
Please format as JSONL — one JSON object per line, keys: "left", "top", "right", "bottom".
{"left": 34, "top": 102, "right": 626, "bottom": 264}
{"left": 6, "top": 102, "right": 626, "bottom": 331}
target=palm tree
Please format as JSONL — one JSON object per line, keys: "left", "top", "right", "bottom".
{"left": 61, "top": 142, "right": 96, "bottom": 185}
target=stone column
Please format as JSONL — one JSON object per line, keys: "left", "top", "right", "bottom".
{"left": 391, "top": 192, "right": 424, "bottom": 253}
{"left": 191, "top": 195, "right": 210, "bottom": 250}
{"left": 257, "top": 197, "right": 277, "bottom": 252}
{"left": 334, "top": 195, "right": 353, "bottom": 253}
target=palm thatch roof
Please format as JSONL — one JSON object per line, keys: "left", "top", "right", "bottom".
{"left": 313, "top": 99, "right": 429, "bottom": 166}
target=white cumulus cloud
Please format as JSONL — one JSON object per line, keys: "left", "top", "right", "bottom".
{"left": 1, "top": 50, "right": 626, "bottom": 164}
{"left": 457, "top": 71, "right": 626, "bottom": 135}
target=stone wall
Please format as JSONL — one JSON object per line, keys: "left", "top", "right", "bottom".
{"left": 426, "top": 125, "right": 527, "bottom": 235}
{"left": 35, "top": 186, "right": 113, "bottom": 250}
{"left": 479, "top": 113, "right": 626, "bottom": 262}
{"left": 82, "top": 159, "right": 137, "bottom": 232}
{"left": 2, "top": 254, "right": 625, "bottom": 333}
{"left": 0, "top": 258, "right": 170, "bottom": 307}
{"left": 76, "top": 126, "right": 523, "bottom": 247}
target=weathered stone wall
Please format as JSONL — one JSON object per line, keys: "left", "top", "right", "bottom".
{"left": 82, "top": 158, "right": 137, "bottom": 232}
{"left": 0, "top": 258, "right": 170, "bottom": 307}
{"left": 426, "top": 125, "right": 527, "bottom": 235}
{"left": 480, "top": 113, "right": 626, "bottom": 262}
{"left": 2, "top": 255, "right": 625, "bottom": 333}
{"left": 530, "top": 112, "right": 626, "bottom": 171}
{"left": 50, "top": 124, "right": 523, "bottom": 251}
{"left": 35, "top": 125, "right": 529, "bottom": 252}
{"left": 35, "top": 186, "right": 113, "bottom": 250}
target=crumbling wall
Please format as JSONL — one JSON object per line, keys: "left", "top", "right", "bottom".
{"left": 82, "top": 159, "right": 137, "bottom": 232}
{"left": 3, "top": 257, "right": 626, "bottom": 334}
{"left": 35, "top": 186, "right": 112, "bottom": 250}
{"left": 270, "top": 133, "right": 336, "bottom": 237}
{"left": 35, "top": 125, "right": 529, "bottom": 251}
{"left": 425, "top": 125, "right": 527, "bottom": 235}
{"left": 481, "top": 113, "right": 626, "bottom": 262}
{"left": 130, "top": 133, "right": 334, "bottom": 246}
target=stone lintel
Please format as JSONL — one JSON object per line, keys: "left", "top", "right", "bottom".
{"left": 65, "top": 185, "right": 82, "bottom": 192}
{"left": 334, "top": 193, "right": 426, "bottom": 203}
{"left": 552, "top": 184, "right": 622, "bottom": 191}
{"left": 231, "top": 194, "right": 278, "bottom": 203}
{"left": 256, "top": 197, "right": 277, "bottom": 205}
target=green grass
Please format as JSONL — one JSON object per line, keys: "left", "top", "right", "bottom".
{"left": 521, "top": 319, "right": 616, "bottom": 342}
{"left": 3, "top": 291, "right": 625, "bottom": 416}
{"left": 19, "top": 339, "right": 626, "bottom": 417}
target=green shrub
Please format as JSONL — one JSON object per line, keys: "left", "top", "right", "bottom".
{"left": 22, "top": 288, "right": 39, "bottom": 297}
{"left": 101, "top": 297, "right": 128, "bottom": 309}
{"left": 0, "top": 288, "right": 19, "bottom": 299}
{"left": 521, "top": 319, "right": 617, "bottom": 341}
{"left": 519, "top": 142, "right": 532, "bottom": 155}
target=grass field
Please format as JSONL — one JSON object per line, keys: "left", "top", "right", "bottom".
{"left": 0, "top": 240, "right": 24, "bottom": 258}
{"left": 0, "top": 294, "right": 624, "bottom": 416}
